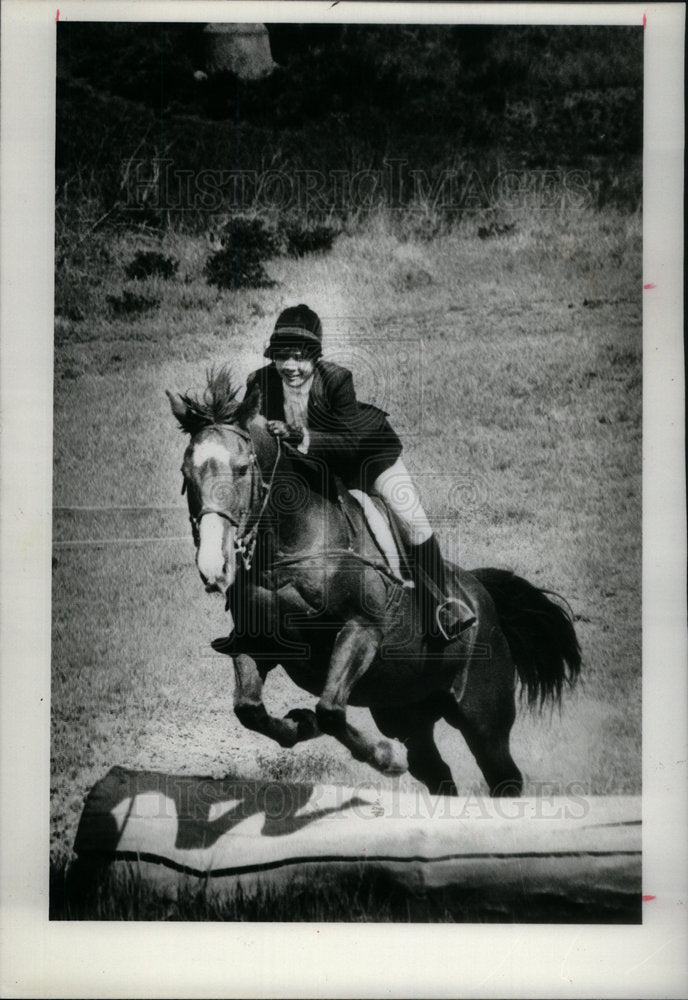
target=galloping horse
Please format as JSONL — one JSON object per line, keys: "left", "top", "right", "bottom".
{"left": 168, "top": 368, "right": 581, "bottom": 797}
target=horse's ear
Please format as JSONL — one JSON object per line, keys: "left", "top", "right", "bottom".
{"left": 234, "top": 381, "right": 262, "bottom": 429}
{"left": 166, "top": 389, "right": 189, "bottom": 428}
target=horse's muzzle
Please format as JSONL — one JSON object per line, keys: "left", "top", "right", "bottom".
{"left": 196, "top": 514, "right": 236, "bottom": 593}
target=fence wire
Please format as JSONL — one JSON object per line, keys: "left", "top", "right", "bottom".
{"left": 52, "top": 504, "right": 189, "bottom": 547}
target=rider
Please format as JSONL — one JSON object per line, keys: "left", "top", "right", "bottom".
{"left": 243, "top": 303, "right": 475, "bottom": 643}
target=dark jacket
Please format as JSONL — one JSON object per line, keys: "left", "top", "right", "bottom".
{"left": 246, "top": 360, "right": 402, "bottom": 488}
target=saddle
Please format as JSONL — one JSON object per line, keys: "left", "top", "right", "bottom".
{"left": 331, "top": 477, "right": 412, "bottom": 586}
{"left": 348, "top": 489, "right": 412, "bottom": 584}
{"left": 334, "top": 478, "right": 477, "bottom": 637}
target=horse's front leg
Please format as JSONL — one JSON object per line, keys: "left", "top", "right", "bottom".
{"left": 233, "top": 652, "right": 320, "bottom": 748}
{"left": 316, "top": 619, "right": 408, "bottom": 776}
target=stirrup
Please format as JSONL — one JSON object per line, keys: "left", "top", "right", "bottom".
{"left": 435, "top": 598, "right": 477, "bottom": 642}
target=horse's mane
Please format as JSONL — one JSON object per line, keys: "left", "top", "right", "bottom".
{"left": 173, "top": 366, "right": 244, "bottom": 434}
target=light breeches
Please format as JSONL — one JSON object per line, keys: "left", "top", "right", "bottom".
{"left": 371, "top": 457, "right": 433, "bottom": 546}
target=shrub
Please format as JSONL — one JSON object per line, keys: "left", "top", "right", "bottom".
{"left": 204, "top": 250, "right": 276, "bottom": 291}
{"left": 478, "top": 222, "right": 517, "bottom": 239}
{"left": 106, "top": 289, "right": 160, "bottom": 317}
{"left": 125, "top": 250, "right": 178, "bottom": 280}
{"left": 282, "top": 220, "right": 339, "bottom": 257}
{"left": 204, "top": 216, "right": 279, "bottom": 290}
{"left": 208, "top": 215, "right": 281, "bottom": 259}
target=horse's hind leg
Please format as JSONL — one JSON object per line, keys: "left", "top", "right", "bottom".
{"left": 448, "top": 710, "right": 522, "bottom": 797}
{"left": 233, "top": 652, "right": 320, "bottom": 748}
{"left": 372, "top": 699, "right": 458, "bottom": 796}
{"left": 444, "top": 629, "right": 523, "bottom": 797}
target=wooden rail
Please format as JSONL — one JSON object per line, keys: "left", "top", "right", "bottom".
{"left": 73, "top": 766, "right": 641, "bottom": 921}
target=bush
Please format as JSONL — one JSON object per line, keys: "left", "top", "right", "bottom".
{"left": 125, "top": 250, "right": 178, "bottom": 280}
{"left": 106, "top": 289, "right": 160, "bottom": 317}
{"left": 204, "top": 216, "right": 279, "bottom": 290}
{"left": 209, "top": 215, "right": 281, "bottom": 259}
{"left": 282, "top": 220, "right": 339, "bottom": 257}
{"left": 204, "top": 249, "right": 276, "bottom": 291}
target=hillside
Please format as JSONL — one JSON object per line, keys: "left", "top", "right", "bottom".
{"left": 56, "top": 23, "right": 643, "bottom": 228}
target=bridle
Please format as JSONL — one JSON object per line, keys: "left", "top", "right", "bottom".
{"left": 184, "top": 424, "right": 281, "bottom": 572}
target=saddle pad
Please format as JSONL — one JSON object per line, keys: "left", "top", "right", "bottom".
{"left": 348, "top": 488, "right": 410, "bottom": 583}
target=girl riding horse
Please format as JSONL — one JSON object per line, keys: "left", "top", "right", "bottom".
{"left": 238, "top": 303, "right": 475, "bottom": 644}
{"left": 169, "top": 357, "right": 581, "bottom": 793}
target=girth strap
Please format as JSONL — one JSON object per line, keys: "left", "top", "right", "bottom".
{"left": 272, "top": 546, "right": 410, "bottom": 589}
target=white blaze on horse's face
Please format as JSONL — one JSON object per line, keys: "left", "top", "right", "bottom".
{"left": 184, "top": 428, "right": 252, "bottom": 595}
{"left": 197, "top": 513, "right": 236, "bottom": 593}
{"left": 192, "top": 438, "right": 232, "bottom": 469}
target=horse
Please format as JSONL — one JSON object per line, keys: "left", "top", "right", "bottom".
{"left": 167, "top": 367, "right": 581, "bottom": 797}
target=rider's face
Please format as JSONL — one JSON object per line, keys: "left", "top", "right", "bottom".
{"left": 273, "top": 350, "right": 315, "bottom": 388}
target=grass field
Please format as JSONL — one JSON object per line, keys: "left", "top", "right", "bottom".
{"left": 51, "top": 206, "right": 642, "bottom": 903}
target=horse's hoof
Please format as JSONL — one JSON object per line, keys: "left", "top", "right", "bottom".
{"left": 285, "top": 708, "right": 320, "bottom": 741}
{"left": 372, "top": 740, "right": 408, "bottom": 776}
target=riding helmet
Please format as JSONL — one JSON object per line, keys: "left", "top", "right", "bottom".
{"left": 264, "top": 304, "right": 323, "bottom": 359}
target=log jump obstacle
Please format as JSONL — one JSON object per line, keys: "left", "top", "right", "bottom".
{"left": 72, "top": 767, "right": 641, "bottom": 921}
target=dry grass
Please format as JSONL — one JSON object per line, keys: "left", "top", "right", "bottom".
{"left": 52, "top": 207, "right": 642, "bottom": 877}
{"left": 51, "top": 858, "right": 638, "bottom": 923}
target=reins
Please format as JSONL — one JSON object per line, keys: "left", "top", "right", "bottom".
{"left": 238, "top": 430, "right": 281, "bottom": 571}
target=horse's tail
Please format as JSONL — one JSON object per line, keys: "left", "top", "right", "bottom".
{"left": 471, "top": 568, "right": 582, "bottom": 707}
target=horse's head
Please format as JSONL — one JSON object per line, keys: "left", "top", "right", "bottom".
{"left": 167, "top": 368, "right": 263, "bottom": 595}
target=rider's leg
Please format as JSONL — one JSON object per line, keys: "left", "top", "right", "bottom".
{"left": 371, "top": 458, "right": 476, "bottom": 641}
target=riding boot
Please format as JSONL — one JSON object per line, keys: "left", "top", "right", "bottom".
{"left": 410, "top": 534, "right": 476, "bottom": 642}
{"left": 211, "top": 632, "right": 235, "bottom": 656}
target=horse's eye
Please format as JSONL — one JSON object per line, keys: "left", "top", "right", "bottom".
{"left": 234, "top": 463, "right": 249, "bottom": 477}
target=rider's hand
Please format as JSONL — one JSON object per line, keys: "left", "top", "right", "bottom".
{"left": 267, "top": 420, "right": 304, "bottom": 445}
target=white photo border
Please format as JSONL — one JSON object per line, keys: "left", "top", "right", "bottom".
{"left": 1, "top": 2, "right": 685, "bottom": 997}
